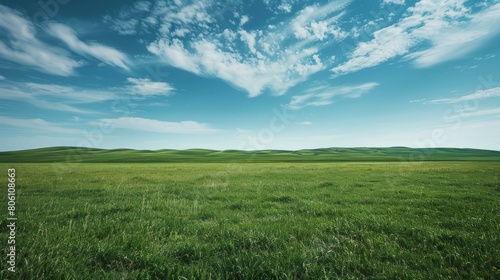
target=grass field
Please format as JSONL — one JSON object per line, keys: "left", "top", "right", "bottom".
{"left": 1, "top": 161, "right": 499, "bottom": 279}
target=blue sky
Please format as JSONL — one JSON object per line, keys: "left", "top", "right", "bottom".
{"left": 1, "top": 0, "right": 500, "bottom": 151}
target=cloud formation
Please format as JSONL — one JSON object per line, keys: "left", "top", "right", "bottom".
{"left": 47, "top": 23, "right": 130, "bottom": 70}
{"left": 443, "top": 107, "right": 500, "bottom": 120}
{"left": 0, "top": 5, "right": 131, "bottom": 76}
{"left": 0, "top": 83, "right": 100, "bottom": 114}
{"left": 0, "top": 78, "right": 174, "bottom": 114}
{"left": 126, "top": 78, "right": 174, "bottom": 95}
{"left": 110, "top": 0, "right": 352, "bottom": 97}
{"left": 0, "top": 5, "right": 81, "bottom": 76}
{"left": 428, "top": 87, "right": 500, "bottom": 104}
{"left": 383, "top": 0, "right": 405, "bottom": 5}
{"left": 406, "top": 3, "right": 500, "bottom": 68}
{"left": 92, "top": 117, "right": 218, "bottom": 134}
{"left": 102, "top": 0, "right": 500, "bottom": 99}
{"left": 332, "top": 1, "right": 500, "bottom": 75}
{"left": 287, "top": 82, "right": 379, "bottom": 110}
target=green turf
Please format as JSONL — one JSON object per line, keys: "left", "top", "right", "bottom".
{"left": 1, "top": 146, "right": 500, "bottom": 163}
{"left": 1, "top": 162, "right": 499, "bottom": 279}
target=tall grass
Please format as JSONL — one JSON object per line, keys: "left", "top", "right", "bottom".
{"left": 1, "top": 162, "right": 499, "bottom": 279}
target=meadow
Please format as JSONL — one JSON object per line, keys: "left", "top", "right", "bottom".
{"left": 1, "top": 160, "right": 499, "bottom": 279}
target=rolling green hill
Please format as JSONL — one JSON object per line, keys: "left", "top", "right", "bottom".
{"left": 1, "top": 146, "right": 499, "bottom": 163}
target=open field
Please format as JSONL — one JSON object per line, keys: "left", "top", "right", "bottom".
{"left": 1, "top": 161, "right": 499, "bottom": 279}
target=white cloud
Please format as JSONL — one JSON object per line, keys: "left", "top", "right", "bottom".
{"left": 292, "top": 7, "right": 313, "bottom": 39}
{"left": 100, "top": 0, "right": 352, "bottom": 97}
{"left": 310, "top": 21, "right": 329, "bottom": 41}
{"left": 0, "top": 75, "right": 5, "bottom": 80}
{"left": 149, "top": 38, "right": 325, "bottom": 97}
{"left": 332, "top": 25, "right": 412, "bottom": 74}
{"left": 0, "top": 116, "right": 82, "bottom": 134}
{"left": 148, "top": 38, "right": 201, "bottom": 74}
{"left": 104, "top": 0, "right": 220, "bottom": 37}
{"left": 0, "top": 77, "right": 175, "bottom": 114}
{"left": 103, "top": 16, "right": 139, "bottom": 35}
{"left": 134, "top": 1, "right": 151, "bottom": 12}
{"left": 288, "top": 94, "right": 316, "bottom": 109}
{"left": 332, "top": 0, "right": 500, "bottom": 75}
{"left": 47, "top": 23, "right": 130, "bottom": 70}
{"left": 428, "top": 87, "right": 500, "bottom": 104}
{"left": 383, "top": 0, "right": 405, "bottom": 5}
{"left": 239, "top": 15, "right": 249, "bottom": 27}
{"left": 102, "top": 1, "right": 156, "bottom": 36}
{"left": 406, "top": 3, "right": 500, "bottom": 68}
{"left": 238, "top": 30, "right": 257, "bottom": 54}
{"left": 278, "top": 3, "right": 292, "bottom": 13}
{"left": 146, "top": 1, "right": 352, "bottom": 97}
{"left": 0, "top": 85, "right": 98, "bottom": 114}
{"left": 296, "top": 121, "right": 313, "bottom": 125}
{"left": 24, "top": 83, "right": 117, "bottom": 103}
{"left": 173, "top": 28, "right": 190, "bottom": 37}
{"left": 173, "top": 1, "right": 213, "bottom": 25}
{"left": 126, "top": 78, "right": 174, "bottom": 95}
{"left": 288, "top": 82, "right": 379, "bottom": 110}
{"left": 263, "top": 0, "right": 300, "bottom": 14}
{"left": 92, "top": 117, "right": 218, "bottom": 134}
{"left": 0, "top": 5, "right": 131, "bottom": 75}
{"left": 0, "top": 5, "right": 82, "bottom": 76}
{"left": 443, "top": 107, "right": 500, "bottom": 119}
{"left": 291, "top": 1, "right": 350, "bottom": 41}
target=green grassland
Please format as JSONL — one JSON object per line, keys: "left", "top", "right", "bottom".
{"left": 1, "top": 161, "right": 499, "bottom": 279}
{"left": 1, "top": 146, "right": 500, "bottom": 163}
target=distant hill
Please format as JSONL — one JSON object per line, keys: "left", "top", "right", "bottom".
{"left": 1, "top": 146, "right": 500, "bottom": 163}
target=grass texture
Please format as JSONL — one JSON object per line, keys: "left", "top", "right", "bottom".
{"left": 0, "top": 161, "right": 498, "bottom": 279}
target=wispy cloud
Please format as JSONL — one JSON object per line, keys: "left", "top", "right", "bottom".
{"left": 0, "top": 77, "right": 176, "bottom": 114}
{"left": 102, "top": 0, "right": 156, "bottom": 35}
{"left": 91, "top": 117, "right": 219, "bottom": 134}
{"left": 148, "top": 36, "right": 328, "bottom": 98}
{"left": 141, "top": 0, "right": 350, "bottom": 97}
{"left": 406, "top": 3, "right": 500, "bottom": 68}
{"left": 262, "top": 0, "right": 300, "bottom": 14}
{"left": 0, "top": 5, "right": 131, "bottom": 75}
{"left": 290, "top": 1, "right": 349, "bottom": 41}
{"left": 332, "top": 24, "right": 412, "bottom": 75}
{"left": 104, "top": 0, "right": 216, "bottom": 36}
{"left": 0, "top": 75, "right": 5, "bottom": 80}
{"left": 428, "top": 87, "right": 500, "bottom": 104}
{"left": 287, "top": 82, "right": 379, "bottom": 110}
{"left": 332, "top": 1, "right": 500, "bottom": 75}
{"left": 0, "top": 116, "right": 82, "bottom": 134}
{"left": 24, "top": 83, "right": 117, "bottom": 103}
{"left": 383, "top": 0, "right": 405, "bottom": 5}
{"left": 105, "top": 17, "right": 140, "bottom": 35}
{"left": 296, "top": 121, "right": 313, "bottom": 125}
{"left": 443, "top": 107, "right": 500, "bottom": 120}
{"left": 47, "top": 23, "right": 130, "bottom": 70}
{"left": 0, "top": 4, "right": 82, "bottom": 76}
{"left": 126, "top": 78, "right": 174, "bottom": 95}
{"left": 0, "top": 85, "right": 98, "bottom": 114}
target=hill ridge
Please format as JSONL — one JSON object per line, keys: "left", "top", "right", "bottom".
{"left": 1, "top": 146, "right": 500, "bottom": 163}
